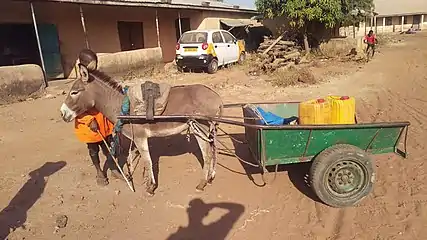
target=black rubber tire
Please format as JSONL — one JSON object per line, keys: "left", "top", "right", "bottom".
{"left": 207, "top": 58, "right": 218, "bottom": 74}
{"left": 238, "top": 52, "right": 246, "bottom": 65}
{"left": 309, "top": 144, "right": 375, "bottom": 208}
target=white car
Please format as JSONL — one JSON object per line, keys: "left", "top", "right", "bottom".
{"left": 175, "top": 29, "right": 246, "bottom": 74}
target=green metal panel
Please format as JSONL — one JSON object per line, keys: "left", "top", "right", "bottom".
{"left": 260, "top": 127, "right": 402, "bottom": 166}
{"left": 242, "top": 103, "right": 408, "bottom": 167}
{"left": 38, "top": 23, "right": 64, "bottom": 79}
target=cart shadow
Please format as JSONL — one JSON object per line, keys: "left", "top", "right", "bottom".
{"left": 0, "top": 161, "right": 67, "bottom": 239}
{"left": 225, "top": 133, "right": 321, "bottom": 203}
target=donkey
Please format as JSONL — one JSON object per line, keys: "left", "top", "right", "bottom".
{"left": 60, "top": 62, "right": 223, "bottom": 195}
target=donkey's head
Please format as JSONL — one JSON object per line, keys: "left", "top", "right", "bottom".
{"left": 60, "top": 64, "right": 96, "bottom": 122}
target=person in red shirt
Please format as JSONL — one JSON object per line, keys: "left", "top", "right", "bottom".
{"left": 364, "top": 30, "right": 378, "bottom": 57}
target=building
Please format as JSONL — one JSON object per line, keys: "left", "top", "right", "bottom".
{"left": 340, "top": 0, "right": 427, "bottom": 37}
{"left": 373, "top": 0, "right": 427, "bottom": 33}
{"left": 1, "top": 0, "right": 257, "bottom": 79}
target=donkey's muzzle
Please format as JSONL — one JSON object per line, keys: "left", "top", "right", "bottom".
{"left": 60, "top": 103, "right": 77, "bottom": 122}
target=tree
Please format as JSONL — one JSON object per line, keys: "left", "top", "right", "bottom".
{"left": 341, "top": 0, "right": 375, "bottom": 26}
{"left": 255, "top": 0, "right": 343, "bottom": 53}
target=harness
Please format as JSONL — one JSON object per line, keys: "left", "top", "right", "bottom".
{"left": 111, "top": 86, "right": 130, "bottom": 157}
{"left": 111, "top": 84, "right": 218, "bottom": 163}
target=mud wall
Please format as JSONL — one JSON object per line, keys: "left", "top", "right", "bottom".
{"left": 0, "top": 64, "right": 44, "bottom": 104}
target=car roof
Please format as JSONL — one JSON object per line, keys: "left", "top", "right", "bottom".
{"left": 183, "top": 29, "right": 229, "bottom": 34}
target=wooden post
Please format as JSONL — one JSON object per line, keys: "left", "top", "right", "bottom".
{"left": 364, "top": 16, "right": 367, "bottom": 35}
{"left": 421, "top": 15, "right": 424, "bottom": 30}
{"left": 382, "top": 17, "right": 386, "bottom": 33}
{"left": 79, "top": 4, "right": 90, "bottom": 49}
{"left": 30, "top": 1, "right": 48, "bottom": 87}
{"left": 401, "top": 16, "right": 404, "bottom": 32}
{"left": 155, "top": 9, "right": 160, "bottom": 47}
{"left": 178, "top": 11, "right": 182, "bottom": 37}
{"left": 374, "top": 16, "right": 377, "bottom": 33}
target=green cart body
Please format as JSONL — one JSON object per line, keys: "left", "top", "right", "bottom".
{"left": 242, "top": 102, "right": 409, "bottom": 208}
{"left": 242, "top": 102, "right": 408, "bottom": 167}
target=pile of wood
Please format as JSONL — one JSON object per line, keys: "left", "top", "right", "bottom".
{"left": 249, "top": 36, "right": 302, "bottom": 74}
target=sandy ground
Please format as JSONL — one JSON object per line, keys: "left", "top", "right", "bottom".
{"left": 1, "top": 33, "right": 427, "bottom": 240}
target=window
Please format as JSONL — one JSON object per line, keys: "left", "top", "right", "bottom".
{"left": 413, "top": 15, "right": 421, "bottom": 24}
{"left": 179, "top": 31, "right": 207, "bottom": 44}
{"left": 385, "top": 17, "right": 393, "bottom": 26}
{"left": 212, "top": 32, "right": 223, "bottom": 43}
{"left": 175, "top": 18, "right": 191, "bottom": 41}
{"left": 403, "top": 16, "right": 409, "bottom": 24}
{"left": 376, "top": 17, "right": 382, "bottom": 26}
{"left": 221, "top": 31, "right": 235, "bottom": 44}
{"left": 117, "top": 21, "right": 144, "bottom": 51}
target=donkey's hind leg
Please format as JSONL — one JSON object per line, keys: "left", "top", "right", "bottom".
{"left": 194, "top": 134, "right": 213, "bottom": 192}
{"left": 133, "top": 137, "right": 157, "bottom": 196}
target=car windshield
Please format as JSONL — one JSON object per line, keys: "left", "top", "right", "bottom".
{"left": 179, "top": 32, "right": 208, "bottom": 44}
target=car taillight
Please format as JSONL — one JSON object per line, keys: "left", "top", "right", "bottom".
{"left": 202, "top": 42, "right": 208, "bottom": 50}
{"left": 176, "top": 43, "right": 180, "bottom": 50}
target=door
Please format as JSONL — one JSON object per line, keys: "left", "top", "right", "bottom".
{"left": 117, "top": 21, "right": 144, "bottom": 51}
{"left": 38, "top": 24, "right": 64, "bottom": 79}
{"left": 221, "top": 31, "right": 239, "bottom": 63}
{"left": 175, "top": 18, "right": 191, "bottom": 41}
{"left": 413, "top": 15, "right": 422, "bottom": 29}
{"left": 211, "top": 31, "right": 226, "bottom": 66}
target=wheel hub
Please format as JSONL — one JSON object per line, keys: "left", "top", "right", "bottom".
{"left": 326, "top": 160, "right": 366, "bottom": 196}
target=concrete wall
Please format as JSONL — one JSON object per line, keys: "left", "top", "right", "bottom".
{"left": 261, "top": 16, "right": 290, "bottom": 37}
{"left": 1, "top": 0, "right": 254, "bottom": 79}
{"left": 195, "top": 11, "right": 254, "bottom": 29}
{"left": 0, "top": 64, "right": 44, "bottom": 104}
{"left": 96, "top": 47, "right": 163, "bottom": 75}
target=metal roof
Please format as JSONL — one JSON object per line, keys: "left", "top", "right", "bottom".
{"left": 374, "top": 0, "right": 427, "bottom": 16}
{"left": 16, "top": 0, "right": 257, "bottom": 13}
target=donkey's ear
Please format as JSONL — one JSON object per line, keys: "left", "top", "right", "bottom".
{"left": 78, "top": 63, "right": 90, "bottom": 84}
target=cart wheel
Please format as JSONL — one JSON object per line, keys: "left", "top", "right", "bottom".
{"left": 309, "top": 144, "right": 375, "bottom": 208}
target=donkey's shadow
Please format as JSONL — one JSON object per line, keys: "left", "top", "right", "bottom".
{"left": 116, "top": 133, "right": 204, "bottom": 187}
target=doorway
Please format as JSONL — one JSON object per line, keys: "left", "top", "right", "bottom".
{"left": 175, "top": 18, "right": 191, "bottom": 41}
{"left": 0, "top": 24, "right": 40, "bottom": 67}
{"left": 0, "top": 23, "right": 64, "bottom": 79}
{"left": 117, "top": 21, "right": 144, "bottom": 51}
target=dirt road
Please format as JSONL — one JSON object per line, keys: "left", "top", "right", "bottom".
{"left": 1, "top": 33, "right": 427, "bottom": 240}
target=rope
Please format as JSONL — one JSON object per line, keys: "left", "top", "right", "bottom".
{"left": 214, "top": 137, "right": 260, "bottom": 168}
{"left": 111, "top": 86, "right": 130, "bottom": 157}
{"left": 187, "top": 119, "right": 214, "bottom": 143}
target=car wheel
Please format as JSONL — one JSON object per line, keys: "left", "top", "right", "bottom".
{"left": 207, "top": 58, "right": 218, "bottom": 74}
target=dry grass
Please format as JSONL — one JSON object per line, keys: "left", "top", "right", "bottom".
{"left": 268, "top": 66, "right": 318, "bottom": 87}
{"left": 376, "top": 33, "right": 405, "bottom": 47}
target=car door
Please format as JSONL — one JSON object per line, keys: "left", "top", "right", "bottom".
{"left": 221, "top": 30, "right": 239, "bottom": 64}
{"left": 211, "top": 31, "right": 226, "bottom": 67}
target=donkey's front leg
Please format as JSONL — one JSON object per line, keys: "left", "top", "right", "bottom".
{"left": 134, "top": 137, "right": 157, "bottom": 196}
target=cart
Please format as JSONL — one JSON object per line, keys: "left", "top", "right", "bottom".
{"left": 117, "top": 101, "right": 410, "bottom": 208}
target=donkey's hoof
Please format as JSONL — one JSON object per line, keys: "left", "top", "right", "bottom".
{"left": 207, "top": 176, "right": 216, "bottom": 185}
{"left": 145, "top": 191, "right": 155, "bottom": 197}
{"left": 196, "top": 181, "right": 207, "bottom": 192}
{"left": 110, "top": 169, "right": 126, "bottom": 181}
{"left": 96, "top": 176, "right": 109, "bottom": 186}
{"left": 145, "top": 184, "right": 157, "bottom": 196}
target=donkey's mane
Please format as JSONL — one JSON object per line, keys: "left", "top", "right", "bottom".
{"left": 88, "top": 69, "right": 123, "bottom": 93}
